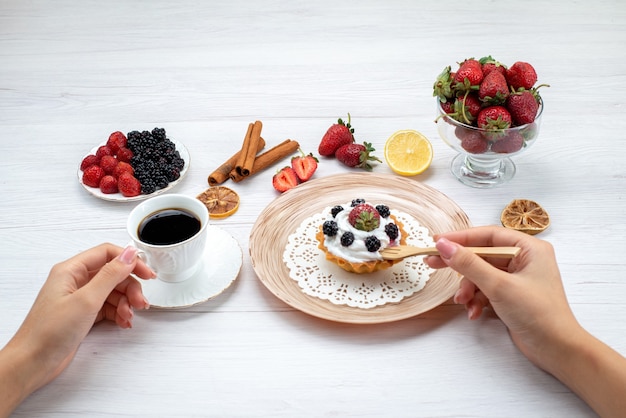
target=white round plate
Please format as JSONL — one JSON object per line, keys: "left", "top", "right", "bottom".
{"left": 139, "top": 225, "right": 242, "bottom": 308}
{"left": 77, "top": 138, "right": 190, "bottom": 202}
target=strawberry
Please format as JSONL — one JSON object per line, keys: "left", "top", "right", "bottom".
{"left": 478, "top": 70, "right": 509, "bottom": 105}
{"left": 99, "top": 155, "right": 118, "bottom": 174}
{"left": 95, "top": 145, "right": 113, "bottom": 160}
{"left": 433, "top": 65, "right": 455, "bottom": 102}
{"left": 80, "top": 154, "right": 99, "bottom": 171}
{"left": 479, "top": 55, "right": 507, "bottom": 77}
{"left": 491, "top": 131, "right": 524, "bottom": 154}
{"left": 451, "top": 93, "right": 482, "bottom": 125}
{"left": 459, "top": 130, "right": 489, "bottom": 154}
{"left": 99, "top": 175, "right": 118, "bottom": 194}
{"left": 318, "top": 114, "right": 355, "bottom": 157}
{"left": 506, "top": 61, "right": 537, "bottom": 90}
{"left": 335, "top": 142, "right": 381, "bottom": 171}
{"left": 453, "top": 59, "right": 483, "bottom": 91}
{"left": 272, "top": 166, "right": 299, "bottom": 193}
{"left": 118, "top": 172, "right": 142, "bottom": 197}
{"left": 291, "top": 149, "right": 318, "bottom": 182}
{"left": 506, "top": 90, "right": 539, "bottom": 126}
{"left": 82, "top": 165, "right": 105, "bottom": 188}
{"left": 106, "top": 131, "right": 127, "bottom": 155}
{"left": 477, "top": 106, "right": 512, "bottom": 131}
{"left": 116, "top": 147, "right": 134, "bottom": 163}
{"left": 113, "top": 161, "right": 134, "bottom": 179}
{"left": 348, "top": 203, "right": 380, "bottom": 232}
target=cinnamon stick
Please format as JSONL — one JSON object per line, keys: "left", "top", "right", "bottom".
{"left": 235, "top": 120, "right": 263, "bottom": 177}
{"left": 230, "top": 139, "right": 300, "bottom": 183}
{"left": 208, "top": 137, "right": 266, "bottom": 186}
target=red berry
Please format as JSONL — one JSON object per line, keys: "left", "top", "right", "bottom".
{"left": 454, "top": 59, "right": 484, "bottom": 89}
{"left": 113, "top": 161, "right": 134, "bottom": 179}
{"left": 478, "top": 71, "right": 509, "bottom": 105}
{"left": 335, "top": 142, "right": 381, "bottom": 171}
{"left": 348, "top": 203, "right": 380, "bottom": 232}
{"left": 459, "top": 131, "right": 489, "bottom": 154}
{"left": 477, "top": 106, "right": 512, "bottom": 130}
{"left": 506, "top": 91, "right": 539, "bottom": 126}
{"left": 118, "top": 172, "right": 142, "bottom": 197}
{"left": 82, "top": 165, "right": 105, "bottom": 188}
{"left": 99, "top": 155, "right": 118, "bottom": 174}
{"left": 99, "top": 175, "right": 118, "bottom": 194}
{"left": 272, "top": 166, "right": 299, "bottom": 193}
{"left": 106, "top": 131, "right": 127, "bottom": 155}
{"left": 116, "top": 147, "right": 134, "bottom": 163}
{"left": 318, "top": 114, "right": 355, "bottom": 157}
{"left": 506, "top": 61, "right": 537, "bottom": 90}
{"left": 491, "top": 131, "right": 524, "bottom": 154}
{"left": 80, "top": 154, "right": 99, "bottom": 171}
{"left": 95, "top": 145, "right": 113, "bottom": 160}
{"left": 291, "top": 150, "right": 318, "bottom": 182}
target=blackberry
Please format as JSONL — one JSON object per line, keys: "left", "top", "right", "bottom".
{"left": 331, "top": 205, "right": 344, "bottom": 218}
{"left": 351, "top": 198, "right": 366, "bottom": 207}
{"left": 385, "top": 223, "right": 399, "bottom": 240}
{"left": 125, "top": 127, "right": 186, "bottom": 195}
{"left": 322, "top": 220, "right": 339, "bottom": 236}
{"left": 364, "top": 236, "right": 381, "bottom": 252}
{"left": 340, "top": 232, "right": 354, "bottom": 246}
{"left": 376, "top": 204, "right": 390, "bottom": 218}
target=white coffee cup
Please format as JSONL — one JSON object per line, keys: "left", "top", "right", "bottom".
{"left": 127, "top": 194, "right": 209, "bottom": 283}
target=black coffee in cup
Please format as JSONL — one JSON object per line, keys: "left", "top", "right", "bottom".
{"left": 138, "top": 208, "right": 201, "bottom": 245}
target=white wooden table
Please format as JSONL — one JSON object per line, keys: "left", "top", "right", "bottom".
{"left": 1, "top": 1, "right": 625, "bottom": 416}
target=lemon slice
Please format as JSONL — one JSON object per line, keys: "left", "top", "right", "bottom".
{"left": 197, "top": 186, "right": 240, "bottom": 219}
{"left": 500, "top": 199, "right": 550, "bottom": 235}
{"left": 384, "top": 130, "right": 433, "bottom": 176}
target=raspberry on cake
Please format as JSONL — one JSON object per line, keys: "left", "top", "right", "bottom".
{"left": 316, "top": 198, "right": 407, "bottom": 274}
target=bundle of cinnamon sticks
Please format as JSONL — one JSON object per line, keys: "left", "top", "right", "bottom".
{"left": 208, "top": 121, "right": 300, "bottom": 186}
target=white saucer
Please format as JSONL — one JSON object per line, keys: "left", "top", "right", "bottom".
{"left": 140, "top": 225, "right": 242, "bottom": 308}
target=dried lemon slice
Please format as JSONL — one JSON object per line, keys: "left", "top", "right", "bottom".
{"left": 197, "top": 186, "right": 240, "bottom": 219}
{"left": 384, "top": 129, "right": 433, "bottom": 176}
{"left": 500, "top": 199, "right": 550, "bottom": 235}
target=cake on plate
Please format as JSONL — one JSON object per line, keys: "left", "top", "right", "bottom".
{"left": 316, "top": 198, "right": 407, "bottom": 273}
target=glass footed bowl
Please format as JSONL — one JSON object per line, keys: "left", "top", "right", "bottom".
{"left": 436, "top": 100, "right": 543, "bottom": 188}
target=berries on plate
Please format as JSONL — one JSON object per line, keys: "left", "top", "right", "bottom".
{"left": 99, "top": 175, "right": 118, "bottom": 194}
{"left": 82, "top": 165, "right": 105, "bottom": 188}
{"left": 318, "top": 114, "right": 355, "bottom": 157}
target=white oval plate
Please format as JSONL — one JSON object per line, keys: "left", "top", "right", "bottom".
{"left": 77, "top": 138, "right": 190, "bottom": 202}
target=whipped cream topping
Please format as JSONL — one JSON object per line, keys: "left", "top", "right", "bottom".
{"left": 321, "top": 202, "right": 401, "bottom": 263}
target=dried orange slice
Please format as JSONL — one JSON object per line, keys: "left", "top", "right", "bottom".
{"left": 384, "top": 130, "right": 433, "bottom": 176}
{"left": 500, "top": 199, "right": 550, "bottom": 235}
{"left": 197, "top": 186, "right": 240, "bottom": 219}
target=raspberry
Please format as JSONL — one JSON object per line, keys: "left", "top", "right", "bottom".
{"left": 82, "top": 165, "right": 105, "bottom": 188}
{"left": 331, "top": 205, "right": 344, "bottom": 218}
{"left": 99, "top": 175, "right": 118, "bottom": 194}
{"left": 106, "top": 131, "right": 127, "bottom": 155}
{"left": 322, "top": 220, "right": 339, "bottom": 236}
{"left": 80, "top": 154, "right": 99, "bottom": 171}
{"left": 364, "top": 236, "right": 381, "bottom": 252}
{"left": 113, "top": 161, "right": 134, "bottom": 179}
{"left": 340, "top": 232, "right": 354, "bottom": 247}
{"left": 375, "top": 205, "right": 390, "bottom": 218}
{"left": 118, "top": 172, "right": 141, "bottom": 197}
{"left": 99, "top": 155, "right": 118, "bottom": 174}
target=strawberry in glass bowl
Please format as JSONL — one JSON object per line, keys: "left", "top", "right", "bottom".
{"left": 433, "top": 57, "right": 547, "bottom": 188}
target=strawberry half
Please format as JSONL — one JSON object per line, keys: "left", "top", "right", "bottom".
{"left": 318, "top": 114, "right": 355, "bottom": 157}
{"left": 291, "top": 149, "right": 318, "bottom": 182}
{"left": 118, "top": 172, "right": 141, "bottom": 197}
{"left": 272, "top": 166, "right": 299, "bottom": 193}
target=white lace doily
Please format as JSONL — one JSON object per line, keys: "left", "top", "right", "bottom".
{"left": 283, "top": 210, "right": 435, "bottom": 309}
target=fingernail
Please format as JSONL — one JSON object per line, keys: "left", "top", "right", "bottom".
{"left": 453, "top": 288, "right": 462, "bottom": 304}
{"left": 436, "top": 237, "right": 457, "bottom": 260}
{"left": 143, "top": 297, "right": 150, "bottom": 310}
{"left": 119, "top": 246, "right": 138, "bottom": 265}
